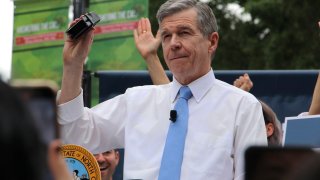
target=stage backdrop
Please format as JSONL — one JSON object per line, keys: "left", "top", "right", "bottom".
{"left": 88, "top": 0, "right": 149, "bottom": 105}
{"left": 12, "top": 0, "right": 149, "bottom": 90}
{"left": 87, "top": 0, "right": 149, "bottom": 71}
{"left": 12, "top": 0, "right": 69, "bottom": 84}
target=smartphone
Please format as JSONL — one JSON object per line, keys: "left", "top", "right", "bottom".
{"left": 66, "top": 12, "right": 100, "bottom": 39}
{"left": 12, "top": 80, "right": 59, "bottom": 145}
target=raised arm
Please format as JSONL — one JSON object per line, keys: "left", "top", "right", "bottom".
{"left": 308, "top": 73, "right": 320, "bottom": 115}
{"left": 57, "top": 17, "right": 95, "bottom": 104}
{"left": 308, "top": 22, "right": 320, "bottom": 115}
{"left": 133, "top": 18, "right": 170, "bottom": 85}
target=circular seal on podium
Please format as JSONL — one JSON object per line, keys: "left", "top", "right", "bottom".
{"left": 61, "top": 144, "right": 101, "bottom": 180}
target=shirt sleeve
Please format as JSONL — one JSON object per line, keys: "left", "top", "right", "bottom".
{"left": 57, "top": 89, "right": 127, "bottom": 154}
{"left": 233, "top": 97, "right": 268, "bottom": 180}
{"left": 57, "top": 90, "right": 85, "bottom": 124}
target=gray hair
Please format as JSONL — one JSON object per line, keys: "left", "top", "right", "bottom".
{"left": 156, "top": 0, "right": 218, "bottom": 37}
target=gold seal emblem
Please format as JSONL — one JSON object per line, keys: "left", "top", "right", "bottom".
{"left": 61, "top": 144, "right": 101, "bottom": 180}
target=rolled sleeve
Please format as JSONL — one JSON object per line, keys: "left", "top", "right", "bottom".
{"left": 57, "top": 89, "right": 84, "bottom": 124}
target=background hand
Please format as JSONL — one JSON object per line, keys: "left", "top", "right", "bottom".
{"left": 133, "top": 18, "right": 161, "bottom": 60}
{"left": 233, "top": 73, "right": 254, "bottom": 92}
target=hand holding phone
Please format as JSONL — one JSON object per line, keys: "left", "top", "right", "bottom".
{"left": 66, "top": 12, "right": 100, "bottom": 39}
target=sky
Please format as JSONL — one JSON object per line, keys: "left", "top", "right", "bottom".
{"left": 0, "top": 0, "right": 14, "bottom": 81}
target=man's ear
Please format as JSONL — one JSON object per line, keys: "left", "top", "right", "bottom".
{"left": 266, "top": 123, "right": 274, "bottom": 137}
{"left": 208, "top": 32, "right": 219, "bottom": 54}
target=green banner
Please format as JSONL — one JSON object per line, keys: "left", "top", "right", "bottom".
{"left": 88, "top": 0, "right": 148, "bottom": 71}
{"left": 87, "top": 0, "right": 148, "bottom": 106}
{"left": 12, "top": 0, "right": 69, "bottom": 84}
{"left": 13, "top": 1, "right": 69, "bottom": 51}
{"left": 12, "top": 46, "right": 64, "bottom": 81}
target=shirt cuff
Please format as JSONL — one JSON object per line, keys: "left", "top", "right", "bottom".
{"left": 57, "top": 89, "right": 84, "bottom": 124}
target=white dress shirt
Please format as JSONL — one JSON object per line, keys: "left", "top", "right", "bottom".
{"left": 58, "top": 69, "right": 267, "bottom": 180}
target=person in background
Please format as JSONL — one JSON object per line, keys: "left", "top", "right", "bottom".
{"left": 0, "top": 80, "right": 72, "bottom": 180}
{"left": 94, "top": 149, "right": 120, "bottom": 180}
{"left": 259, "top": 100, "right": 283, "bottom": 145}
{"left": 233, "top": 70, "right": 320, "bottom": 145}
{"left": 233, "top": 73, "right": 283, "bottom": 146}
{"left": 57, "top": 0, "right": 267, "bottom": 179}
{"left": 234, "top": 65, "right": 320, "bottom": 141}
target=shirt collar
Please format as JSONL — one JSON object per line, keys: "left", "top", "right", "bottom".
{"left": 170, "top": 69, "right": 216, "bottom": 103}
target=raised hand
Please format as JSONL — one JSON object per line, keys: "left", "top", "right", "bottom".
{"left": 58, "top": 17, "right": 95, "bottom": 104}
{"left": 63, "top": 17, "right": 95, "bottom": 68}
{"left": 133, "top": 18, "right": 161, "bottom": 60}
{"left": 133, "top": 18, "right": 169, "bottom": 85}
{"left": 233, "top": 73, "right": 253, "bottom": 92}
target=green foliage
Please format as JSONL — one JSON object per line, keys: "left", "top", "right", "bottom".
{"left": 213, "top": 0, "right": 320, "bottom": 69}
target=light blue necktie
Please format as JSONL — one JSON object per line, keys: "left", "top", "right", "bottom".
{"left": 159, "top": 86, "right": 193, "bottom": 180}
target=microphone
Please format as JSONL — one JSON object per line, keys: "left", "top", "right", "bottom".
{"left": 169, "top": 110, "right": 177, "bottom": 123}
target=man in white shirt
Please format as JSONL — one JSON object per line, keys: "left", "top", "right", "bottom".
{"left": 57, "top": 0, "right": 267, "bottom": 179}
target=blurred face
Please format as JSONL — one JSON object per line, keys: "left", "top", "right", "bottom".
{"left": 160, "top": 8, "right": 218, "bottom": 85}
{"left": 94, "top": 150, "right": 119, "bottom": 180}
